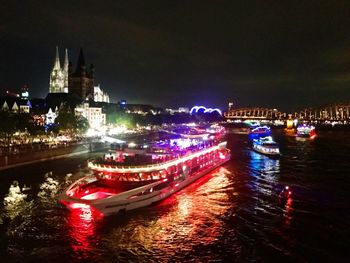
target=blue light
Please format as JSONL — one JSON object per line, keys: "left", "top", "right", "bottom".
{"left": 190, "top": 106, "right": 222, "bottom": 116}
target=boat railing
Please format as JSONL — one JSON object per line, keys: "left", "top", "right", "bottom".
{"left": 89, "top": 142, "right": 227, "bottom": 170}
{"left": 90, "top": 157, "right": 182, "bottom": 170}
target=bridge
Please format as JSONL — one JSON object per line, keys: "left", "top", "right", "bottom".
{"left": 223, "top": 102, "right": 350, "bottom": 122}
{"left": 224, "top": 107, "right": 287, "bottom": 120}
{"left": 294, "top": 103, "right": 350, "bottom": 121}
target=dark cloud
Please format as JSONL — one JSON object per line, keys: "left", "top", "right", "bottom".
{"left": 1, "top": 0, "right": 350, "bottom": 111}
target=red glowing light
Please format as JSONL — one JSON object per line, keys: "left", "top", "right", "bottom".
{"left": 219, "top": 152, "right": 226, "bottom": 160}
{"left": 65, "top": 202, "right": 103, "bottom": 256}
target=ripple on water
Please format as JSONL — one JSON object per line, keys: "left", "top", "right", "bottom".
{"left": 1, "top": 131, "right": 350, "bottom": 262}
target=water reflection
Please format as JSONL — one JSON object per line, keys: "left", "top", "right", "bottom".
{"left": 249, "top": 151, "right": 280, "bottom": 180}
{"left": 65, "top": 205, "right": 103, "bottom": 259}
{"left": 249, "top": 150, "right": 295, "bottom": 229}
{"left": 37, "top": 173, "right": 59, "bottom": 200}
{"left": 102, "top": 167, "right": 232, "bottom": 261}
{"left": 155, "top": 168, "right": 231, "bottom": 243}
{"left": 283, "top": 198, "right": 293, "bottom": 226}
{"left": 3, "top": 181, "right": 33, "bottom": 220}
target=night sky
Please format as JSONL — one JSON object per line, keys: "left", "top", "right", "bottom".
{"left": 1, "top": 0, "right": 350, "bottom": 112}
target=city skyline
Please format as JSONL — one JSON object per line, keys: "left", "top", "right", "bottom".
{"left": 1, "top": 1, "right": 350, "bottom": 111}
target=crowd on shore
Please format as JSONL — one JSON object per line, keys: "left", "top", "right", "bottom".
{"left": 0, "top": 136, "right": 86, "bottom": 156}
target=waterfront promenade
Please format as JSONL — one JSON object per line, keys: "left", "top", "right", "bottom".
{"left": 0, "top": 140, "right": 107, "bottom": 171}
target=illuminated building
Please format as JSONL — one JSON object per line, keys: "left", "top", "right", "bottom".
{"left": 94, "top": 85, "right": 109, "bottom": 103}
{"left": 286, "top": 119, "right": 294, "bottom": 129}
{"left": 49, "top": 47, "right": 95, "bottom": 100}
{"left": 165, "top": 107, "right": 190, "bottom": 114}
{"left": 45, "top": 107, "right": 58, "bottom": 125}
{"left": 21, "top": 84, "right": 29, "bottom": 99}
{"left": 228, "top": 101, "right": 234, "bottom": 111}
{"left": 49, "top": 47, "right": 68, "bottom": 94}
{"left": 75, "top": 103, "right": 106, "bottom": 128}
{"left": 124, "top": 104, "right": 163, "bottom": 115}
{"left": 0, "top": 97, "right": 31, "bottom": 113}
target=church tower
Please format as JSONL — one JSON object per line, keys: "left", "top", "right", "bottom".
{"left": 68, "top": 48, "right": 94, "bottom": 100}
{"left": 49, "top": 46, "right": 68, "bottom": 93}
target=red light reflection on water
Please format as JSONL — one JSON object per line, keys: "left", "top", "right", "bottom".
{"left": 283, "top": 197, "right": 293, "bottom": 226}
{"left": 65, "top": 204, "right": 103, "bottom": 256}
{"left": 150, "top": 167, "right": 231, "bottom": 248}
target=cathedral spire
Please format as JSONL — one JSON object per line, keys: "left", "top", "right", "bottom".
{"left": 75, "top": 48, "right": 86, "bottom": 75}
{"left": 49, "top": 46, "right": 64, "bottom": 93}
{"left": 63, "top": 49, "right": 69, "bottom": 69}
{"left": 53, "top": 46, "right": 61, "bottom": 69}
{"left": 63, "top": 49, "right": 69, "bottom": 93}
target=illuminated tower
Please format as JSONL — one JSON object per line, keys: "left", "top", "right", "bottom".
{"left": 49, "top": 46, "right": 65, "bottom": 93}
{"left": 228, "top": 101, "right": 234, "bottom": 111}
{"left": 63, "top": 49, "right": 69, "bottom": 93}
{"left": 21, "top": 84, "right": 29, "bottom": 99}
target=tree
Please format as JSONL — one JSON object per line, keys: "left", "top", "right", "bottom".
{"left": 76, "top": 116, "right": 89, "bottom": 134}
{"left": 54, "top": 105, "right": 90, "bottom": 135}
{"left": 109, "top": 112, "right": 135, "bottom": 128}
{"left": 55, "top": 108, "right": 77, "bottom": 133}
{"left": 0, "top": 111, "right": 16, "bottom": 147}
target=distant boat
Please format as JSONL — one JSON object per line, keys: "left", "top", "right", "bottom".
{"left": 252, "top": 136, "right": 280, "bottom": 157}
{"left": 249, "top": 125, "right": 271, "bottom": 137}
{"left": 296, "top": 124, "right": 316, "bottom": 138}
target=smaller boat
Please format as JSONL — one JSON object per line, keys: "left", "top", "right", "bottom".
{"left": 279, "top": 186, "right": 292, "bottom": 200}
{"left": 296, "top": 124, "right": 316, "bottom": 138}
{"left": 252, "top": 136, "right": 280, "bottom": 157}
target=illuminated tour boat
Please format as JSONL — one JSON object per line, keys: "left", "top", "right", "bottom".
{"left": 252, "top": 136, "right": 280, "bottom": 157}
{"left": 296, "top": 124, "right": 316, "bottom": 138}
{"left": 60, "top": 135, "right": 231, "bottom": 216}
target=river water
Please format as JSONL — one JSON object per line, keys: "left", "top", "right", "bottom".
{"left": 0, "top": 130, "right": 349, "bottom": 262}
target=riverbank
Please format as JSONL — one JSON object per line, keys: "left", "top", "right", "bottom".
{"left": 0, "top": 142, "right": 107, "bottom": 171}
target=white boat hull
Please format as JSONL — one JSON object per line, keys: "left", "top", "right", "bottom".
{"left": 60, "top": 155, "right": 231, "bottom": 216}
{"left": 252, "top": 144, "right": 280, "bottom": 157}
